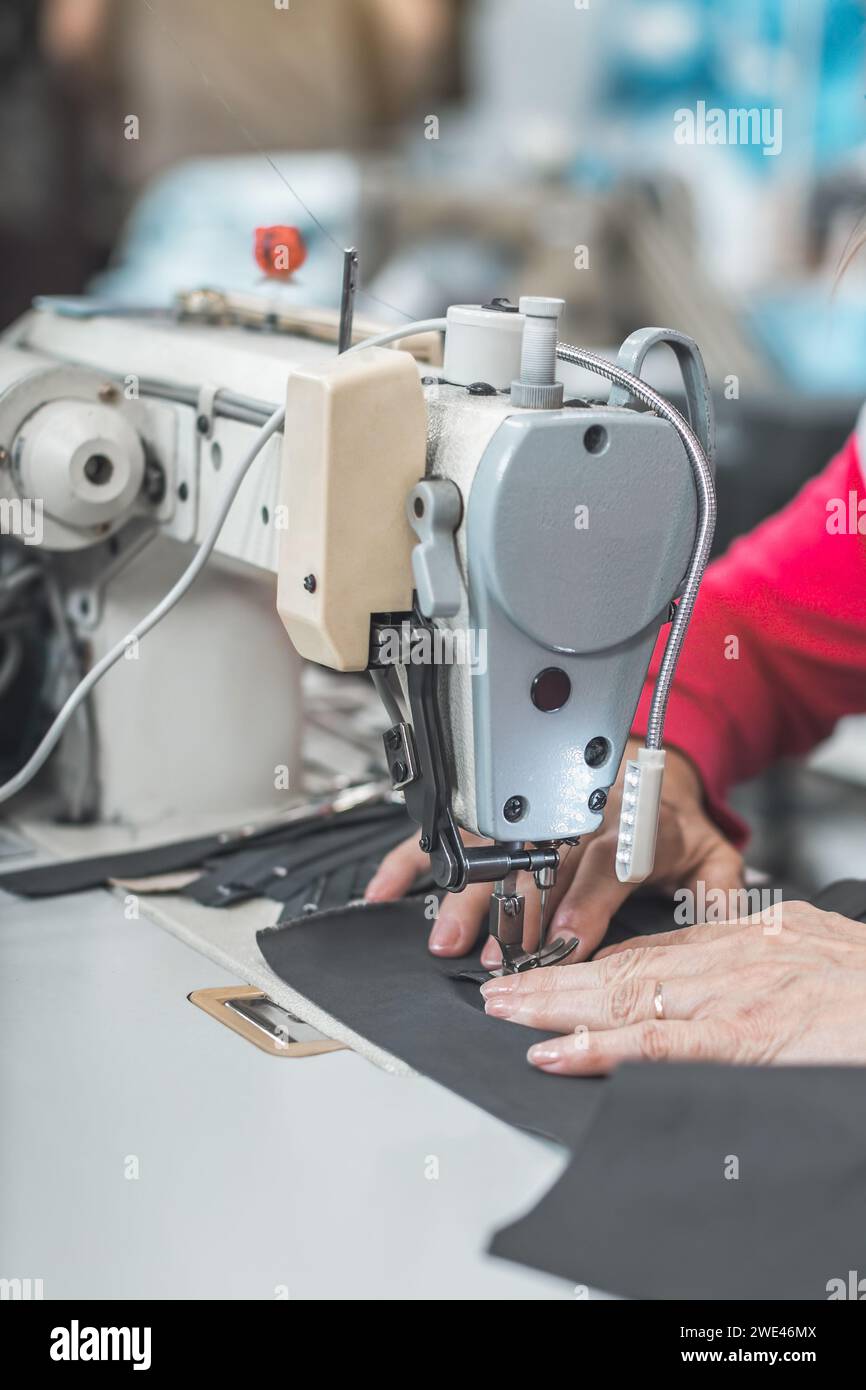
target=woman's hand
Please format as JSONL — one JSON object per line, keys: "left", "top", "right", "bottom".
{"left": 479, "top": 901, "right": 866, "bottom": 1073}
{"left": 365, "top": 739, "right": 744, "bottom": 964}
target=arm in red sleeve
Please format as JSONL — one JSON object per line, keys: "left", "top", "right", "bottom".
{"left": 631, "top": 432, "right": 866, "bottom": 845}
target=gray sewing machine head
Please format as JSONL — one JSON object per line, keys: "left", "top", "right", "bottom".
{"left": 0, "top": 288, "right": 714, "bottom": 969}
{"left": 278, "top": 296, "right": 716, "bottom": 970}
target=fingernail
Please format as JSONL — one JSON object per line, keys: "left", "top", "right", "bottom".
{"left": 550, "top": 914, "right": 578, "bottom": 939}
{"left": 429, "top": 922, "right": 461, "bottom": 953}
{"left": 484, "top": 996, "right": 514, "bottom": 1018}
{"left": 364, "top": 880, "right": 385, "bottom": 901}
{"left": 480, "top": 978, "right": 516, "bottom": 998}
{"left": 480, "top": 944, "right": 501, "bottom": 968}
{"left": 528, "top": 1043, "right": 563, "bottom": 1065}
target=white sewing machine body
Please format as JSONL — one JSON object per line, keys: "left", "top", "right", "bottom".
{"left": 1, "top": 306, "right": 324, "bottom": 826}
{"left": 1, "top": 295, "right": 712, "bottom": 970}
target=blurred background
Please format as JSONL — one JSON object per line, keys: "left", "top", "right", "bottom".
{"left": 2, "top": 0, "right": 865, "bottom": 886}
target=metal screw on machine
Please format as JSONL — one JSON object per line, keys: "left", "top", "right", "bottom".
{"left": 510, "top": 296, "right": 565, "bottom": 409}
{"left": 503, "top": 795, "right": 526, "bottom": 823}
{"left": 303, "top": 574, "right": 317, "bottom": 593}
{"left": 382, "top": 720, "right": 419, "bottom": 790}
{"left": 588, "top": 789, "right": 607, "bottom": 812}
{"left": 584, "top": 736, "right": 611, "bottom": 768}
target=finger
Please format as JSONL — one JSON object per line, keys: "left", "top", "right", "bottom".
{"left": 546, "top": 836, "right": 634, "bottom": 962}
{"left": 428, "top": 882, "right": 492, "bottom": 956}
{"left": 480, "top": 934, "right": 502, "bottom": 969}
{"left": 595, "top": 849, "right": 744, "bottom": 959}
{"left": 543, "top": 839, "right": 586, "bottom": 915}
{"left": 691, "top": 843, "right": 745, "bottom": 906}
{"left": 527, "top": 1017, "right": 741, "bottom": 1075}
{"left": 365, "top": 837, "right": 429, "bottom": 901}
{"left": 482, "top": 933, "right": 743, "bottom": 998}
{"left": 485, "top": 973, "right": 709, "bottom": 1031}
{"left": 596, "top": 919, "right": 750, "bottom": 958}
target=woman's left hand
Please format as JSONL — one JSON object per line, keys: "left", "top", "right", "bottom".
{"left": 480, "top": 901, "right": 866, "bottom": 1074}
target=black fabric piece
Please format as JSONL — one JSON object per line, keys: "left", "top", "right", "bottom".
{"left": 11, "top": 783, "right": 866, "bottom": 1298}
{"left": 275, "top": 860, "right": 380, "bottom": 925}
{"left": 491, "top": 1062, "right": 866, "bottom": 1300}
{"left": 258, "top": 894, "right": 683, "bottom": 1149}
{"left": 258, "top": 879, "right": 866, "bottom": 1299}
{"left": 259, "top": 898, "right": 604, "bottom": 1146}
{"left": 0, "top": 829, "right": 239, "bottom": 898}
{"left": 185, "top": 815, "right": 411, "bottom": 908}
{"left": 274, "top": 858, "right": 435, "bottom": 926}
{"left": 0, "top": 800, "right": 410, "bottom": 900}
{"left": 276, "top": 860, "right": 373, "bottom": 921}
{"left": 812, "top": 878, "right": 866, "bottom": 923}
{"left": 452, "top": 968, "right": 491, "bottom": 985}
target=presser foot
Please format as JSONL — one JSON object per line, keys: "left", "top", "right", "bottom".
{"left": 487, "top": 934, "right": 579, "bottom": 977}
{"left": 485, "top": 843, "right": 580, "bottom": 974}
{"left": 488, "top": 865, "right": 579, "bottom": 975}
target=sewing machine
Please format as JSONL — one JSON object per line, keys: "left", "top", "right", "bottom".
{"left": 0, "top": 285, "right": 714, "bottom": 971}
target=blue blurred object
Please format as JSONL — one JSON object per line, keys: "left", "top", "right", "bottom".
{"left": 90, "top": 152, "right": 361, "bottom": 308}
{"left": 749, "top": 289, "right": 866, "bottom": 396}
{"left": 604, "top": 0, "right": 866, "bottom": 170}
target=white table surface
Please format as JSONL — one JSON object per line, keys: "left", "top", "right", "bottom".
{"left": 0, "top": 883, "right": 591, "bottom": 1300}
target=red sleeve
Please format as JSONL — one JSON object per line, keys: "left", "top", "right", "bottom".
{"left": 631, "top": 432, "right": 866, "bottom": 845}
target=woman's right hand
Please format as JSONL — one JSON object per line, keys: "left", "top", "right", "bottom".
{"left": 364, "top": 740, "right": 744, "bottom": 965}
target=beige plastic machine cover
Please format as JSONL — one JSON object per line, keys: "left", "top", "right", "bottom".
{"left": 277, "top": 346, "right": 427, "bottom": 671}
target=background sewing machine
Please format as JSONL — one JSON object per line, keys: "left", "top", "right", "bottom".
{"left": 1, "top": 278, "right": 713, "bottom": 973}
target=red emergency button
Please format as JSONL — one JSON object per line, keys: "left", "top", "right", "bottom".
{"left": 254, "top": 225, "right": 307, "bottom": 279}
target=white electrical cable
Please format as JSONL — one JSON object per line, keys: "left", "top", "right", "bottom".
{"left": 344, "top": 319, "right": 446, "bottom": 353}
{"left": 0, "top": 404, "right": 285, "bottom": 805}
{"left": 0, "top": 313, "right": 446, "bottom": 808}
